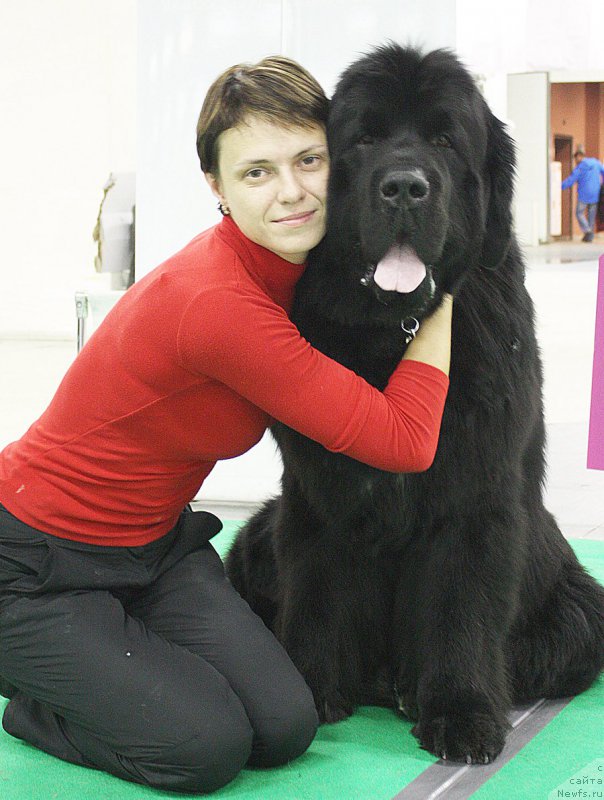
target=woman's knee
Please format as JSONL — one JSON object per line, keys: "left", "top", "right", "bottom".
{"left": 249, "top": 683, "right": 319, "bottom": 768}
{"left": 136, "top": 686, "right": 318, "bottom": 790}
{"left": 133, "top": 706, "right": 254, "bottom": 794}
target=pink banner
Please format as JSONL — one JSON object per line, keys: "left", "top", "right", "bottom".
{"left": 587, "top": 254, "right": 604, "bottom": 470}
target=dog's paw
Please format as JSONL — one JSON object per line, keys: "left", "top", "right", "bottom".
{"left": 412, "top": 710, "right": 508, "bottom": 764}
{"left": 313, "top": 689, "right": 354, "bottom": 724}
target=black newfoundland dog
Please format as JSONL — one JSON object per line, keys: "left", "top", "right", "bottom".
{"left": 226, "top": 44, "right": 604, "bottom": 764}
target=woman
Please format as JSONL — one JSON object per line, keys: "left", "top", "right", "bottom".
{"left": 0, "top": 57, "right": 452, "bottom": 793}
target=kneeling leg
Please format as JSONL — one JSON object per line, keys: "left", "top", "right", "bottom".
{"left": 0, "top": 588, "right": 254, "bottom": 794}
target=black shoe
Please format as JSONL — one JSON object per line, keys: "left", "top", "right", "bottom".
{"left": 2, "top": 695, "right": 89, "bottom": 767}
{"left": 585, "top": 232, "right": 595, "bottom": 242}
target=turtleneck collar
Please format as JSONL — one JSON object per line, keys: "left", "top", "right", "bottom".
{"left": 215, "top": 215, "right": 306, "bottom": 311}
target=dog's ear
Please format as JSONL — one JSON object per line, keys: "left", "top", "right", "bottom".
{"left": 480, "top": 110, "right": 516, "bottom": 270}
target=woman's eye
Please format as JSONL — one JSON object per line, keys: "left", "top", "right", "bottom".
{"left": 300, "top": 155, "right": 322, "bottom": 168}
{"left": 432, "top": 133, "right": 452, "bottom": 148}
{"left": 245, "top": 168, "right": 267, "bottom": 179}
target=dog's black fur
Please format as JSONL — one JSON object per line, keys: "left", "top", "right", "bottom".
{"left": 225, "top": 45, "right": 604, "bottom": 764}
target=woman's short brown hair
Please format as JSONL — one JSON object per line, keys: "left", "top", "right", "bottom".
{"left": 196, "top": 56, "right": 329, "bottom": 175}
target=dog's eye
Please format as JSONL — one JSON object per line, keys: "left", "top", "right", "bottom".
{"left": 357, "top": 134, "right": 375, "bottom": 146}
{"left": 432, "top": 133, "right": 452, "bottom": 148}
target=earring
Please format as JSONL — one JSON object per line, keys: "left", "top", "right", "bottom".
{"left": 217, "top": 201, "right": 230, "bottom": 216}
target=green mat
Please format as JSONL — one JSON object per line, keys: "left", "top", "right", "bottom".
{"left": 0, "top": 525, "right": 602, "bottom": 800}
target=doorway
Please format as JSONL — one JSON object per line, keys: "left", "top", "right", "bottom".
{"left": 554, "top": 135, "right": 573, "bottom": 239}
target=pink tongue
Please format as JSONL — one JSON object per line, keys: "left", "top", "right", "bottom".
{"left": 373, "top": 245, "right": 426, "bottom": 293}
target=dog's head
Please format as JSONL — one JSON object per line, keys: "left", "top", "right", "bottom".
{"left": 316, "top": 44, "right": 515, "bottom": 323}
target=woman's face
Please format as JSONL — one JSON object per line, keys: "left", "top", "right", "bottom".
{"left": 206, "top": 116, "right": 329, "bottom": 263}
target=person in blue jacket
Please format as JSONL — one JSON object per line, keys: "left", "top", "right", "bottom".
{"left": 561, "top": 145, "right": 604, "bottom": 242}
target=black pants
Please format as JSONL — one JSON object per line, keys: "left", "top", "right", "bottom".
{"left": 0, "top": 505, "right": 318, "bottom": 793}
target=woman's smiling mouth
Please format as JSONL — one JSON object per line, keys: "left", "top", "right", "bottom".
{"left": 274, "top": 210, "right": 316, "bottom": 226}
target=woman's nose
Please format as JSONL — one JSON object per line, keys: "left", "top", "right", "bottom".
{"left": 277, "top": 170, "right": 306, "bottom": 204}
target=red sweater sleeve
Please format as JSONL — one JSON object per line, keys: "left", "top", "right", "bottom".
{"left": 177, "top": 284, "right": 449, "bottom": 473}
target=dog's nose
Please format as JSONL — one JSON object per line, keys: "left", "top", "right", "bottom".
{"left": 379, "top": 170, "right": 429, "bottom": 208}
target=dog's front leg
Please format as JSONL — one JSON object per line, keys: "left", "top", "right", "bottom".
{"left": 394, "top": 507, "right": 523, "bottom": 764}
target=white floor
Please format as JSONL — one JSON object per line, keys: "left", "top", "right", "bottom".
{"left": 1, "top": 237, "right": 603, "bottom": 539}
{"left": 523, "top": 238, "right": 604, "bottom": 539}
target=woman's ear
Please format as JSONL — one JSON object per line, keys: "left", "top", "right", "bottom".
{"left": 205, "top": 173, "right": 230, "bottom": 216}
{"left": 205, "top": 173, "right": 223, "bottom": 202}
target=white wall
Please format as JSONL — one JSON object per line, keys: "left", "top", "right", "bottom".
{"left": 457, "top": 0, "right": 604, "bottom": 74}
{"left": 507, "top": 71, "right": 550, "bottom": 246}
{"left": 0, "top": 0, "right": 136, "bottom": 339}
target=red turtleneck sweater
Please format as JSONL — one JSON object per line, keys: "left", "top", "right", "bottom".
{"left": 0, "top": 217, "right": 449, "bottom": 546}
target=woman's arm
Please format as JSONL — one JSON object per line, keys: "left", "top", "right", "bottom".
{"left": 178, "top": 287, "right": 451, "bottom": 473}
{"left": 403, "top": 293, "right": 452, "bottom": 375}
